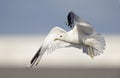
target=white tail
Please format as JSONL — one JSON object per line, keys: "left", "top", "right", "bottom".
{"left": 83, "top": 33, "right": 106, "bottom": 58}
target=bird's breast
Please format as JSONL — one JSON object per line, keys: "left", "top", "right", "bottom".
{"left": 66, "top": 30, "right": 83, "bottom": 44}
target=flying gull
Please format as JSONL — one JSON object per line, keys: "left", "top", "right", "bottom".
{"left": 27, "top": 11, "right": 106, "bottom": 68}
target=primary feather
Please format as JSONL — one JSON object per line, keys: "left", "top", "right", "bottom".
{"left": 27, "top": 26, "right": 70, "bottom": 68}
{"left": 67, "top": 11, "right": 106, "bottom": 58}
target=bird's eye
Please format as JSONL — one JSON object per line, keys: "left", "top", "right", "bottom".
{"left": 60, "top": 35, "right": 62, "bottom": 37}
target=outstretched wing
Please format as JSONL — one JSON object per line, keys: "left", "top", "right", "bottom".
{"left": 27, "top": 26, "right": 69, "bottom": 68}
{"left": 67, "top": 11, "right": 94, "bottom": 35}
{"left": 67, "top": 11, "right": 106, "bottom": 58}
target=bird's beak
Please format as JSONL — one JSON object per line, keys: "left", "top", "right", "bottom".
{"left": 54, "top": 38, "right": 59, "bottom": 41}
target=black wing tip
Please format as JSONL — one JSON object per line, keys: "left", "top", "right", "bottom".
{"left": 30, "top": 47, "right": 42, "bottom": 65}
{"left": 68, "top": 11, "right": 75, "bottom": 15}
{"left": 26, "top": 64, "right": 33, "bottom": 69}
{"left": 27, "top": 47, "right": 41, "bottom": 68}
{"left": 67, "top": 11, "right": 75, "bottom": 28}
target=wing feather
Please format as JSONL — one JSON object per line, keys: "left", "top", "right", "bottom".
{"left": 67, "top": 11, "right": 95, "bottom": 35}
{"left": 27, "top": 26, "right": 70, "bottom": 68}
{"left": 67, "top": 11, "right": 105, "bottom": 58}
{"left": 76, "top": 23, "right": 94, "bottom": 35}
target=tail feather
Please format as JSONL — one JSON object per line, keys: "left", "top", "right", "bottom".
{"left": 83, "top": 33, "right": 106, "bottom": 58}
{"left": 27, "top": 47, "right": 41, "bottom": 68}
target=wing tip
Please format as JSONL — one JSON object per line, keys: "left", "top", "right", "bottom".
{"left": 67, "top": 11, "right": 76, "bottom": 28}
{"left": 26, "top": 64, "right": 33, "bottom": 69}
{"left": 27, "top": 47, "right": 42, "bottom": 68}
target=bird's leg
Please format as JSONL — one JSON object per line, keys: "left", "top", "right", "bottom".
{"left": 88, "top": 45, "right": 94, "bottom": 59}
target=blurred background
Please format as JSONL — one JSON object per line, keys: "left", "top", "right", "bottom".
{"left": 0, "top": 0, "right": 120, "bottom": 78}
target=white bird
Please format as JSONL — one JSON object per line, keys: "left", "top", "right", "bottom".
{"left": 27, "top": 11, "right": 106, "bottom": 68}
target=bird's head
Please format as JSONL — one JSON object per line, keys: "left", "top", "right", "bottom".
{"left": 54, "top": 33, "right": 66, "bottom": 41}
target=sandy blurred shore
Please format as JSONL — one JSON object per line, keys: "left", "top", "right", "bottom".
{"left": 0, "top": 34, "right": 120, "bottom": 68}
{"left": 0, "top": 68, "right": 119, "bottom": 78}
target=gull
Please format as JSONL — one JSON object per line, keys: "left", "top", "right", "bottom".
{"left": 27, "top": 11, "right": 106, "bottom": 68}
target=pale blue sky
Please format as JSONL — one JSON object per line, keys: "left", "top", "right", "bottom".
{"left": 0, "top": 0, "right": 120, "bottom": 35}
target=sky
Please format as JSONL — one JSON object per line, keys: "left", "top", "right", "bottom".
{"left": 0, "top": 0, "right": 120, "bottom": 35}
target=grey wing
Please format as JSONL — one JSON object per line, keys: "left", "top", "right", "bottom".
{"left": 67, "top": 11, "right": 95, "bottom": 35}
{"left": 76, "top": 23, "right": 94, "bottom": 35}
{"left": 27, "top": 26, "right": 69, "bottom": 68}
{"left": 67, "top": 11, "right": 105, "bottom": 58}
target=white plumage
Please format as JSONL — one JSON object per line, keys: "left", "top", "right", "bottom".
{"left": 27, "top": 11, "right": 106, "bottom": 68}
